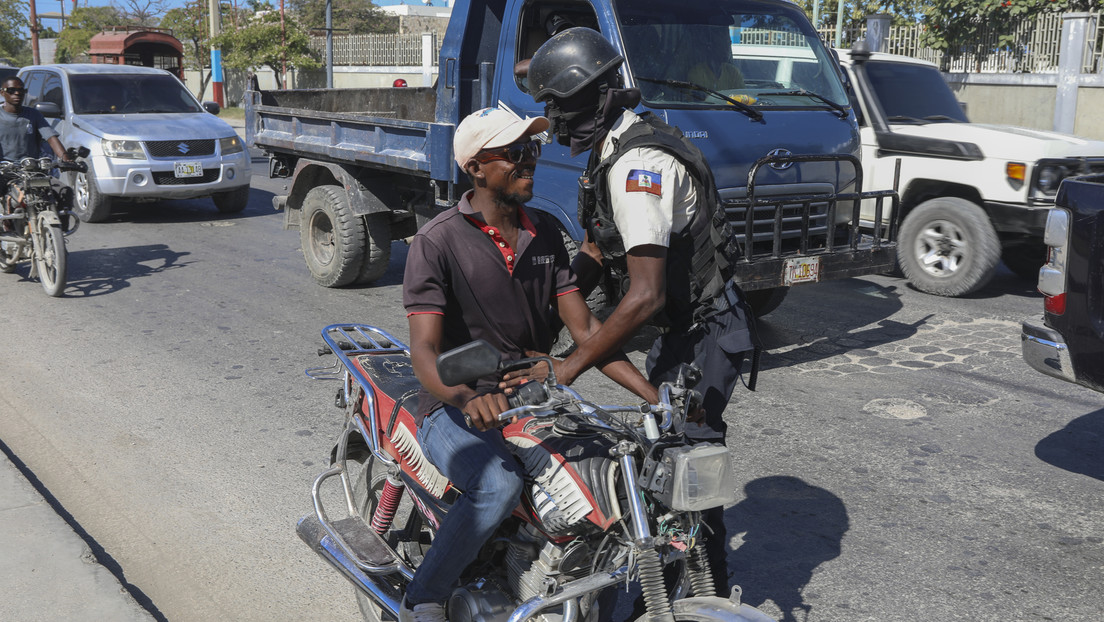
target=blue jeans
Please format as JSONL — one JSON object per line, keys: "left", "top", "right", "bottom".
{"left": 405, "top": 405, "right": 525, "bottom": 605}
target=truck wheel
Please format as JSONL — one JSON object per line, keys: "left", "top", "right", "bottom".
{"left": 72, "top": 168, "right": 112, "bottom": 223}
{"left": 743, "top": 287, "right": 789, "bottom": 318}
{"left": 352, "top": 213, "right": 392, "bottom": 285}
{"left": 301, "top": 185, "right": 365, "bottom": 288}
{"left": 1002, "top": 243, "right": 1046, "bottom": 281}
{"left": 897, "top": 197, "right": 1000, "bottom": 297}
{"left": 212, "top": 186, "right": 250, "bottom": 214}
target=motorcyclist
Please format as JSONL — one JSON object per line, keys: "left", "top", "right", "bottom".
{"left": 400, "top": 107, "right": 657, "bottom": 622}
{"left": 1, "top": 76, "right": 72, "bottom": 223}
{"left": 526, "top": 27, "right": 761, "bottom": 593}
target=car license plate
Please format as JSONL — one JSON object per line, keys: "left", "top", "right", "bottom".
{"left": 174, "top": 161, "right": 203, "bottom": 178}
{"left": 784, "top": 256, "right": 821, "bottom": 285}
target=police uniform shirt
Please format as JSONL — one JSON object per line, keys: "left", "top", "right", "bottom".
{"left": 0, "top": 106, "right": 57, "bottom": 161}
{"left": 403, "top": 190, "right": 578, "bottom": 423}
{"left": 600, "top": 110, "right": 698, "bottom": 251}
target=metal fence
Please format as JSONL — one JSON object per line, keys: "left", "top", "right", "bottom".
{"left": 820, "top": 12, "right": 1102, "bottom": 74}
{"left": 308, "top": 32, "right": 440, "bottom": 66}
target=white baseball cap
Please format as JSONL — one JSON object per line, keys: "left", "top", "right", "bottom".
{"left": 453, "top": 107, "right": 550, "bottom": 168}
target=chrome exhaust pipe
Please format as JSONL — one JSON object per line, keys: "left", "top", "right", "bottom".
{"left": 296, "top": 515, "right": 401, "bottom": 616}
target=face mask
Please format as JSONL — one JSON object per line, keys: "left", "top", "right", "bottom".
{"left": 552, "top": 86, "right": 642, "bottom": 157}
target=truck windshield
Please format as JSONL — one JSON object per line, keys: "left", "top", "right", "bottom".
{"left": 70, "top": 74, "right": 204, "bottom": 115}
{"left": 864, "top": 60, "right": 968, "bottom": 124}
{"left": 614, "top": 0, "right": 847, "bottom": 110}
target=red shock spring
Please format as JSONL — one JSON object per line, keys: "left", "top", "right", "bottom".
{"left": 370, "top": 476, "right": 405, "bottom": 535}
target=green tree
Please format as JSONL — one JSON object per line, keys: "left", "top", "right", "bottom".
{"left": 795, "top": 0, "right": 925, "bottom": 32}
{"left": 289, "top": 0, "right": 398, "bottom": 35}
{"left": 55, "top": 6, "right": 124, "bottom": 63}
{"left": 0, "top": 0, "right": 31, "bottom": 65}
{"left": 921, "top": 0, "right": 1104, "bottom": 51}
{"left": 161, "top": 0, "right": 214, "bottom": 99}
{"left": 214, "top": 11, "right": 321, "bottom": 89}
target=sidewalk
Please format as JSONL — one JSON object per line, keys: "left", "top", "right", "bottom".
{"left": 0, "top": 454, "right": 154, "bottom": 622}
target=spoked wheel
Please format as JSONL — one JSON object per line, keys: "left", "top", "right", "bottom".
{"left": 349, "top": 451, "right": 432, "bottom": 622}
{"left": 33, "top": 220, "right": 67, "bottom": 297}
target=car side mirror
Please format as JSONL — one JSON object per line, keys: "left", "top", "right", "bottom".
{"left": 35, "top": 102, "right": 62, "bottom": 118}
{"left": 203, "top": 101, "right": 221, "bottom": 115}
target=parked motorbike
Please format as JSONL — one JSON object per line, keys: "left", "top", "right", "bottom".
{"left": 300, "top": 324, "right": 774, "bottom": 622}
{"left": 0, "top": 147, "right": 89, "bottom": 297}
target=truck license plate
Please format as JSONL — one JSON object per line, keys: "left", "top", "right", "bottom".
{"left": 174, "top": 161, "right": 203, "bottom": 178}
{"left": 784, "top": 256, "right": 821, "bottom": 285}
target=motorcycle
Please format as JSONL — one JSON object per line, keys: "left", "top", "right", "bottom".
{"left": 300, "top": 324, "right": 775, "bottom": 622}
{"left": 0, "top": 147, "right": 89, "bottom": 297}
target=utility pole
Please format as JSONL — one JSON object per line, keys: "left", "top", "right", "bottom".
{"left": 325, "top": 0, "right": 333, "bottom": 89}
{"left": 208, "top": 0, "right": 224, "bottom": 106}
{"left": 280, "top": 0, "right": 287, "bottom": 89}
{"left": 29, "top": 0, "right": 41, "bottom": 65}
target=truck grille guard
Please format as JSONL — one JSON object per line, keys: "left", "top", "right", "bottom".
{"left": 723, "top": 153, "right": 901, "bottom": 289}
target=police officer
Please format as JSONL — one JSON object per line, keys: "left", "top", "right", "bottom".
{"left": 528, "top": 27, "right": 761, "bottom": 594}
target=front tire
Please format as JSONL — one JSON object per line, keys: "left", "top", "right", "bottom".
{"left": 897, "top": 197, "right": 1000, "bottom": 297}
{"left": 212, "top": 186, "right": 250, "bottom": 214}
{"left": 72, "top": 168, "right": 112, "bottom": 223}
{"left": 34, "top": 221, "right": 67, "bottom": 297}
{"left": 301, "top": 185, "right": 365, "bottom": 287}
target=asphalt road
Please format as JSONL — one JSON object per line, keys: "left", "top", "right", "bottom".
{"left": 0, "top": 169, "right": 1101, "bottom": 622}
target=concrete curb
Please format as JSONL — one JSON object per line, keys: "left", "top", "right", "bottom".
{"left": 0, "top": 454, "right": 155, "bottom": 621}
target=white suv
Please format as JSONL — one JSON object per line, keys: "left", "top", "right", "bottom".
{"left": 18, "top": 64, "right": 251, "bottom": 222}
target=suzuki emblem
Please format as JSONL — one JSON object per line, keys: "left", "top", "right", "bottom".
{"left": 177, "top": 143, "right": 190, "bottom": 154}
{"left": 767, "top": 148, "right": 793, "bottom": 170}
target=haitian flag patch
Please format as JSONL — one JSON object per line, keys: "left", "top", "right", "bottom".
{"left": 626, "top": 169, "right": 662, "bottom": 196}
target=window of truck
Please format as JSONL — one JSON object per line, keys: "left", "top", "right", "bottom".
{"left": 614, "top": 0, "right": 847, "bottom": 111}
{"left": 863, "top": 60, "right": 968, "bottom": 124}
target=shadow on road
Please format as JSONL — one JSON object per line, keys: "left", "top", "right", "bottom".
{"left": 727, "top": 476, "right": 849, "bottom": 622}
{"left": 96, "top": 188, "right": 276, "bottom": 224}
{"left": 64, "top": 244, "right": 192, "bottom": 297}
{"left": 1035, "top": 408, "right": 1104, "bottom": 481}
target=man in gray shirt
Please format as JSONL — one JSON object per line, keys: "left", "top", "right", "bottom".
{"left": 1, "top": 75, "right": 72, "bottom": 218}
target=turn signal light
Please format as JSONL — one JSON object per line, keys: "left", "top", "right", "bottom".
{"left": 1006, "top": 162, "right": 1026, "bottom": 182}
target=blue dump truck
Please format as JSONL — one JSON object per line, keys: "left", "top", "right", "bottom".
{"left": 246, "top": 0, "right": 899, "bottom": 317}
{"left": 1021, "top": 174, "right": 1104, "bottom": 393}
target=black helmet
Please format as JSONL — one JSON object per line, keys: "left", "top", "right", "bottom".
{"left": 528, "top": 27, "right": 623, "bottom": 102}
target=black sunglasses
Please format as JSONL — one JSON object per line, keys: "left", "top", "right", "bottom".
{"left": 475, "top": 139, "right": 542, "bottom": 165}
{"left": 1, "top": 87, "right": 26, "bottom": 95}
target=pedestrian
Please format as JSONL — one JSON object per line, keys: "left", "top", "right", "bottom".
{"left": 526, "top": 27, "right": 761, "bottom": 594}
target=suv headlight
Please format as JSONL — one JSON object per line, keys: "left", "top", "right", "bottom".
{"left": 1032, "top": 159, "right": 1079, "bottom": 199}
{"left": 102, "top": 139, "right": 144, "bottom": 159}
{"left": 219, "top": 135, "right": 244, "bottom": 155}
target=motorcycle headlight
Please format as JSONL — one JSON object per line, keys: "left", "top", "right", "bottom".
{"left": 219, "top": 135, "right": 244, "bottom": 155}
{"left": 652, "top": 443, "right": 738, "bottom": 512}
{"left": 102, "top": 139, "right": 144, "bottom": 159}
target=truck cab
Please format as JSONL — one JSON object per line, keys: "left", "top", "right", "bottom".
{"left": 839, "top": 48, "right": 1104, "bottom": 297}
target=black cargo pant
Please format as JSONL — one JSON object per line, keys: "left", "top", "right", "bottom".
{"left": 645, "top": 280, "right": 757, "bottom": 593}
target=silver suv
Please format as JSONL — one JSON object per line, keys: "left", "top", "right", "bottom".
{"left": 17, "top": 64, "right": 251, "bottom": 222}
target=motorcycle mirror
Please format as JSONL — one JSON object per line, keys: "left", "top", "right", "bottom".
{"left": 436, "top": 339, "right": 502, "bottom": 387}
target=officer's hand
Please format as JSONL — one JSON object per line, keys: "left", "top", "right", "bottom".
{"left": 462, "top": 392, "right": 512, "bottom": 431}
{"left": 500, "top": 352, "right": 556, "bottom": 390}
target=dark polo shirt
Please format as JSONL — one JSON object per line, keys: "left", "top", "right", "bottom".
{"left": 403, "top": 190, "right": 578, "bottom": 422}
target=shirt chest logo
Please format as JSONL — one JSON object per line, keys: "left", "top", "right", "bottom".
{"left": 626, "top": 169, "right": 662, "bottom": 196}
{"left": 531, "top": 254, "right": 555, "bottom": 266}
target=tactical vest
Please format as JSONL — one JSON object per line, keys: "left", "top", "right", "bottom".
{"left": 578, "top": 112, "right": 743, "bottom": 332}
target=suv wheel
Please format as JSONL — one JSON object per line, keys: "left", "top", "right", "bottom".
{"left": 898, "top": 197, "right": 1001, "bottom": 297}
{"left": 72, "top": 168, "right": 112, "bottom": 223}
{"left": 213, "top": 186, "right": 250, "bottom": 214}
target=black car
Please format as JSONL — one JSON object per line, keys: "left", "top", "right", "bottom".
{"left": 0, "top": 65, "right": 18, "bottom": 82}
{"left": 1021, "top": 173, "right": 1104, "bottom": 393}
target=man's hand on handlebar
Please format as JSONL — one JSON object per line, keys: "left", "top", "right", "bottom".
{"left": 500, "top": 350, "right": 558, "bottom": 392}
{"left": 462, "top": 392, "right": 514, "bottom": 431}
